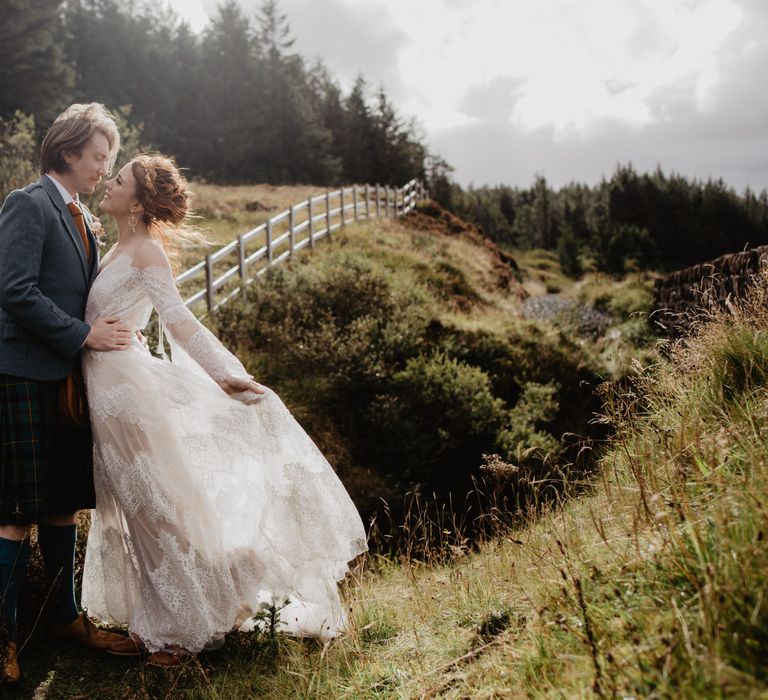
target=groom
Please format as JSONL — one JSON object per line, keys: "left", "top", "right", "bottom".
{"left": 0, "top": 103, "right": 135, "bottom": 683}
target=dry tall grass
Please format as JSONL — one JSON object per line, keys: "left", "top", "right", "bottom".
{"left": 190, "top": 278, "right": 767, "bottom": 699}
{"left": 12, "top": 203, "right": 765, "bottom": 699}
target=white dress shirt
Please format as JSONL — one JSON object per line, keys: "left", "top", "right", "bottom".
{"left": 46, "top": 173, "right": 80, "bottom": 207}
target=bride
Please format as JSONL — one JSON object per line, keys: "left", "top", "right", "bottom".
{"left": 81, "top": 153, "right": 368, "bottom": 666}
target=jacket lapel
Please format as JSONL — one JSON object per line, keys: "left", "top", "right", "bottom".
{"left": 38, "top": 176, "right": 89, "bottom": 280}
{"left": 81, "top": 205, "right": 100, "bottom": 283}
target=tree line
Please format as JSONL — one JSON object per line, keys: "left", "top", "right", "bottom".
{"left": 0, "top": 0, "right": 426, "bottom": 186}
{"left": 4, "top": 0, "right": 766, "bottom": 272}
{"left": 428, "top": 162, "right": 768, "bottom": 274}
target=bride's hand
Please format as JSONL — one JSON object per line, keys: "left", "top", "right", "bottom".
{"left": 218, "top": 375, "right": 265, "bottom": 396}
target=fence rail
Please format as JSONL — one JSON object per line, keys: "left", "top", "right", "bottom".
{"left": 176, "top": 178, "right": 428, "bottom": 315}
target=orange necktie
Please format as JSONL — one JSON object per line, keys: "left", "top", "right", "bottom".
{"left": 67, "top": 201, "right": 91, "bottom": 262}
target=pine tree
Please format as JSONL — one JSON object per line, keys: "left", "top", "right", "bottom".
{"left": 254, "top": 0, "right": 337, "bottom": 182}
{"left": 339, "top": 77, "right": 374, "bottom": 183}
{"left": 198, "top": 0, "right": 261, "bottom": 180}
{"left": 0, "top": 0, "right": 73, "bottom": 123}
{"left": 557, "top": 223, "right": 582, "bottom": 278}
{"left": 533, "top": 175, "right": 553, "bottom": 248}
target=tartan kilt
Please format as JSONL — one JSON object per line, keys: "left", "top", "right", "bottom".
{"left": 0, "top": 374, "right": 94, "bottom": 525}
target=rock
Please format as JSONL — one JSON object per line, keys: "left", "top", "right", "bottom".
{"left": 520, "top": 294, "right": 611, "bottom": 337}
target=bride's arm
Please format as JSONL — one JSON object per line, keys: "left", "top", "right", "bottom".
{"left": 132, "top": 239, "right": 262, "bottom": 394}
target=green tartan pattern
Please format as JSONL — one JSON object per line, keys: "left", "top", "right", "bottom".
{"left": 0, "top": 374, "right": 94, "bottom": 524}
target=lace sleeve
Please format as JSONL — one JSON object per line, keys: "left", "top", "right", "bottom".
{"left": 133, "top": 241, "right": 248, "bottom": 383}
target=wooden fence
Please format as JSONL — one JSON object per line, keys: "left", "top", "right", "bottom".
{"left": 176, "top": 178, "right": 428, "bottom": 315}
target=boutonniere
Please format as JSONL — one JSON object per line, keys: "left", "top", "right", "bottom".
{"left": 90, "top": 216, "right": 107, "bottom": 247}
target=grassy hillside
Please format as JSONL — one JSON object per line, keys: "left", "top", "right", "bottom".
{"left": 211, "top": 199, "right": 655, "bottom": 524}
{"left": 10, "top": 190, "right": 716, "bottom": 700}
{"left": 288, "top": 285, "right": 765, "bottom": 699}
{"left": 14, "top": 290, "right": 768, "bottom": 699}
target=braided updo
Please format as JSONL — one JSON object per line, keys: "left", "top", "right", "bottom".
{"left": 131, "top": 153, "right": 189, "bottom": 227}
{"left": 130, "top": 153, "right": 205, "bottom": 270}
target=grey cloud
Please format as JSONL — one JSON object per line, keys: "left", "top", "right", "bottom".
{"left": 622, "top": 4, "right": 678, "bottom": 60}
{"left": 432, "top": 0, "right": 768, "bottom": 192}
{"left": 194, "top": 0, "right": 768, "bottom": 192}
{"left": 431, "top": 99, "right": 768, "bottom": 191}
{"left": 456, "top": 75, "right": 525, "bottom": 122}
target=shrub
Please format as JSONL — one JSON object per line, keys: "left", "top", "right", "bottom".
{"left": 424, "top": 261, "right": 483, "bottom": 309}
{"left": 496, "top": 381, "right": 561, "bottom": 465}
{"left": 368, "top": 351, "right": 507, "bottom": 491}
{"left": 217, "top": 248, "right": 608, "bottom": 523}
{"left": 218, "top": 256, "right": 430, "bottom": 398}
{"left": 594, "top": 223, "right": 657, "bottom": 274}
{"left": 0, "top": 112, "right": 37, "bottom": 199}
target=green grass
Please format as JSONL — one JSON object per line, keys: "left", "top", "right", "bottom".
{"left": 11, "top": 197, "right": 763, "bottom": 698}
{"left": 513, "top": 248, "right": 569, "bottom": 297}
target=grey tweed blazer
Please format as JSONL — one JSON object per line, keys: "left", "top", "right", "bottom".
{"left": 0, "top": 176, "right": 99, "bottom": 381}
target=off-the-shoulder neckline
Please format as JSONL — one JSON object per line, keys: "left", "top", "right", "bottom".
{"left": 98, "top": 242, "right": 170, "bottom": 276}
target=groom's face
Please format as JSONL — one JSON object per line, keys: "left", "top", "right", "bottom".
{"left": 66, "top": 132, "right": 111, "bottom": 195}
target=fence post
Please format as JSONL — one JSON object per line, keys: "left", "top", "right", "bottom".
{"left": 289, "top": 205, "right": 295, "bottom": 256}
{"left": 325, "top": 192, "right": 332, "bottom": 240}
{"left": 308, "top": 198, "right": 315, "bottom": 251}
{"left": 353, "top": 185, "right": 359, "bottom": 221}
{"left": 340, "top": 188, "right": 346, "bottom": 227}
{"left": 205, "top": 254, "right": 214, "bottom": 312}
{"left": 266, "top": 218, "right": 274, "bottom": 263}
{"left": 365, "top": 184, "right": 370, "bottom": 219}
{"left": 237, "top": 234, "right": 246, "bottom": 296}
{"left": 384, "top": 186, "right": 390, "bottom": 217}
{"left": 376, "top": 184, "right": 381, "bottom": 218}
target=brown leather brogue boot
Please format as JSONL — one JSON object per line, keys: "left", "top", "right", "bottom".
{"left": 147, "top": 650, "right": 190, "bottom": 667}
{"left": 1, "top": 641, "right": 20, "bottom": 684}
{"left": 48, "top": 612, "right": 128, "bottom": 651}
{"left": 106, "top": 635, "right": 146, "bottom": 657}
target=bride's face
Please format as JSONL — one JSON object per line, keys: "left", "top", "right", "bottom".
{"left": 101, "top": 163, "right": 139, "bottom": 217}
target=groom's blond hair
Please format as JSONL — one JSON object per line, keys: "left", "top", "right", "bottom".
{"left": 40, "top": 103, "right": 120, "bottom": 175}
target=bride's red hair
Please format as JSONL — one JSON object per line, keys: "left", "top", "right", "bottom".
{"left": 131, "top": 153, "right": 207, "bottom": 273}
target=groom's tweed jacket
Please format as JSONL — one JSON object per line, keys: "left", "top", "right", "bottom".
{"left": 0, "top": 176, "right": 99, "bottom": 381}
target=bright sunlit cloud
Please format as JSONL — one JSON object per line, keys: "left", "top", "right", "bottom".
{"left": 165, "top": 0, "right": 209, "bottom": 33}
{"left": 159, "top": 0, "right": 766, "bottom": 189}
{"left": 395, "top": 0, "right": 743, "bottom": 135}
{"left": 172, "top": 0, "right": 743, "bottom": 132}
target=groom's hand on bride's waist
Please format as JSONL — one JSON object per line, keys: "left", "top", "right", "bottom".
{"left": 84, "top": 317, "right": 133, "bottom": 352}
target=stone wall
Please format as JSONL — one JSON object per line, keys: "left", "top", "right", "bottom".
{"left": 653, "top": 246, "right": 768, "bottom": 331}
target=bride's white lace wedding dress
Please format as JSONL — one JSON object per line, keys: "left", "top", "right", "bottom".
{"left": 80, "top": 239, "right": 368, "bottom": 653}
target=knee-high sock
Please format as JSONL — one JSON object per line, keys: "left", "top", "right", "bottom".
{"left": 37, "top": 524, "right": 79, "bottom": 625}
{"left": 0, "top": 536, "right": 30, "bottom": 641}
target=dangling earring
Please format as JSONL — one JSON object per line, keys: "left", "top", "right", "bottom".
{"left": 128, "top": 210, "right": 137, "bottom": 235}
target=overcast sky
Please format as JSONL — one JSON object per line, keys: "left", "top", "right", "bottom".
{"left": 167, "top": 0, "right": 767, "bottom": 192}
